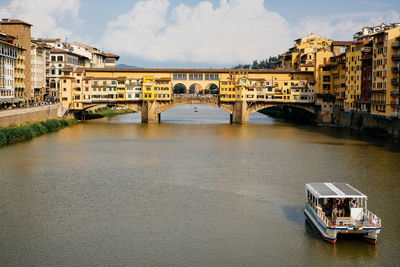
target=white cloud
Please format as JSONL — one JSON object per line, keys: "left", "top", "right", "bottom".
{"left": 295, "top": 10, "right": 400, "bottom": 41}
{"left": 1, "top": 0, "right": 81, "bottom": 39}
{"left": 101, "top": 0, "right": 293, "bottom": 64}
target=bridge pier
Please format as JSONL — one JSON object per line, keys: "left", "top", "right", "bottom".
{"left": 232, "top": 101, "right": 249, "bottom": 124}
{"left": 141, "top": 101, "right": 161, "bottom": 123}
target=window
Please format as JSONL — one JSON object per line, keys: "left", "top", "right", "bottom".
{"left": 205, "top": 74, "right": 219, "bottom": 80}
{"left": 173, "top": 73, "right": 187, "bottom": 80}
{"left": 189, "top": 73, "right": 203, "bottom": 80}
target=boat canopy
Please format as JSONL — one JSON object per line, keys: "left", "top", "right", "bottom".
{"left": 306, "top": 183, "right": 367, "bottom": 199}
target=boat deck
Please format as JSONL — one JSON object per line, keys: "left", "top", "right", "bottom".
{"left": 326, "top": 216, "right": 377, "bottom": 227}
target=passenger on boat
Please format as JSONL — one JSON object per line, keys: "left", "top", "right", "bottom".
{"left": 350, "top": 199, "right": 358, "bottom": 208}
{"left": 332, "top": 203, "right": 338, "bottom": 219}
{"left": 324, "top": 199, "right": 332, "bottom": 215}
{"left": 338, "top": 199, "right": 345, "bottom": 217}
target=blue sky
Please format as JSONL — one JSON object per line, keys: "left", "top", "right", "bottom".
{"left": 1, "top": 0, "right": 400, "bottom": 68}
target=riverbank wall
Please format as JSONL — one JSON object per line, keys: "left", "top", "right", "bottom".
{"left": 0, "top": 104, "right": 62, "bottom": 128}
{"left": 333, "top": 108, "right": 400, "bottom": 138}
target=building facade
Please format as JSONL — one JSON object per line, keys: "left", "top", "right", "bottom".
{"left": 31, "top": 41, "right": 49, "bottom": 102}
{"left": 0, "top": 19, "right": 32, "bottom": 102}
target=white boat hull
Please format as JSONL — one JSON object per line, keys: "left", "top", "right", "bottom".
{"left": 304, "top": 206, "right": 380, "bottom": 244}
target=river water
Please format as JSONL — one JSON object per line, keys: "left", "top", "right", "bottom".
{"left": 1, "top": 105, "right": 400, "bottom": 266}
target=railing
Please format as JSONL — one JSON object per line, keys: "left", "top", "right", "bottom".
{"left": 371, "top": 100, "right": 386, "bottom": 105}
{"left": 391, "top": 90, "right": 400, "bottom": 96}
{"left": 314, "top": 205, "right": 332, "bottom": 227}
{"left": 393, "top": 55, "right": 400, "bottom": 61}
{"left": 392, "top": 79, "right": 399, "bottom": 86}
{"left": 364, "top": 209, "right": 381, "bottom": 227}
{"left": 335, "top": 217, "right": 355, "bottom": 226}
{"left": 392, "top": 41, "right": 400, "bottom": 49}
{"left": 392, "top": 66, "right": 400, "bottom": 73}
{"left": 391, "top": 101, "right": 399, "bottom": 106}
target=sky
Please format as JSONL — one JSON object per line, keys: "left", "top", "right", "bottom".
{"left": 1, "top": 0, "right": 400, "bottom": 68}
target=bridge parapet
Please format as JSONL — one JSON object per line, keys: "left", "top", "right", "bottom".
{"left": 172, "top": 95, "right": 219, "bottom": 105}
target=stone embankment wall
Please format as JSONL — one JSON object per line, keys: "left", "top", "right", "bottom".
{"left": 0, "top": 104, "right": 62, "bottom": 128}
{"left": 333, "top": 108, "right": 400, "bottom": 138}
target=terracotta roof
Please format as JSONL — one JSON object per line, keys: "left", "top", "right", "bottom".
{"left": 104, "top": 53, "right": 120, "bottom": 59}
{"left": 155, "top": 77, "right": 171, "bottom": 81}
{"left": 248, "top": 78, "right": 266, "bottom": 81}
{"left": 332, "top": 41, "right": 353, "bottom": 46}
{"left": 50, "top": 48, "right": 68, "bottom": 53}
{"left": 38, "top": 38, "right": 61, "bottom": 43}
{"left": 50, "top": 48, "right": 82, "bottom": 57}
{"left": 62, "top": 66, "right": 74, "bottom": 71}
{"left": 0, "top": 39, "right": 25, "bottom": 50}
{"left": 1, "top": 19, "right": 32, "bottom": 26}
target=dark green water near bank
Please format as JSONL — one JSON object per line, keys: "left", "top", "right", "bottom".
{"left": 0, "top": 105, "right": 399, "bottom": 266}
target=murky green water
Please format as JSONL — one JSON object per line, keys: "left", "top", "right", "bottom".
{"left": 1, "top": 105, "right": 399, "bottom": 266}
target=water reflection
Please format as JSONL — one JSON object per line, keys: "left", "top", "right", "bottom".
{"left": 0, "top": 104, "right": 399, "bottom": 266}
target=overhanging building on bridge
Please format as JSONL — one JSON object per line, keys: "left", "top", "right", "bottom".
{"left": 60, "top": 67, "right": 317, "bottom": 123}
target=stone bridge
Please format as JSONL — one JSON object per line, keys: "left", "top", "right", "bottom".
{"left": 78, "top": 96, "right": 317, "bottom": 124}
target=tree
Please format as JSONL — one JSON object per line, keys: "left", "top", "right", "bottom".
{"left": 173, "top": 84, "right": 187, "bottom": 94}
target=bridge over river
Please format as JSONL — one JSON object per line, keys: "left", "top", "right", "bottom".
{"left": 76, "top": 95, "right": 317, "bottom": 124}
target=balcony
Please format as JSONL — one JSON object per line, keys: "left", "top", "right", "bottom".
{"left": 371, "top": 100, "right": 386, "bottom": 105}
{"left": 392, "top": 54, "right": 400, "bottom": 61}
{"left": 392, "top": 41, "right": 400, "bottom": 49}
{"left": 392, "top": 66, "right": 400, "bottom": 73}
{"left": 392, "top": 78, "right": 400, "bottom": 86}
{"left": 391, "top": 90, "right": 400, "bottom": 96}
{"left": 391, "top": 100, "right": 399, "bottom": 107}
{"left": 376, "top": 42, "right": 384, "bottom": 47}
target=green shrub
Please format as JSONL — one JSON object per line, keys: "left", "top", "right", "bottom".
{"left": 0, "top": 119, "right": 77, "bottom": 148}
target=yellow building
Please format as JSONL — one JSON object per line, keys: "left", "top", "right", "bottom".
{"left": 60, "top": 68, "right": 315, "bottom": 109}
{"left": 370, "top": 27, "right": 400, "bottom": 117}
{"left": 345, "top": 42, "right": 363, "bottom": 111}
{"left": 143, "top": 76, "right": 155, "bottom": 100}
{"left": 219, "top": 78, "right": 236, "bottom": 101}
{"left": 330, "top": 53, "right": 346, "bottom": 110}
{"left": 14, "top": 47, "right": 26, "bottom": 102}
{"left": 116, "top": 77, "right": 126, "bottom": 101}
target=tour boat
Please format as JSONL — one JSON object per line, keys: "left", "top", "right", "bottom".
{"left": 304, "top": 183, "right": 381, "bottom": 244}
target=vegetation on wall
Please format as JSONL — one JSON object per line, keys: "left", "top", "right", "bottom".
{"left": 84, "top": 107, "right": 135, "bottom": 120}
{"left": 232, "top": 56, "right": 279, "bottom": 69}
{"left": 0, "top": 119, "right": 77, "bottom": 147}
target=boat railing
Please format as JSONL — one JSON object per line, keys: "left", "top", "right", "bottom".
{"left": 335, "top": 217, "right": 355, "bottom": 226}
{"left": 364, "top": 209, "right": 381, "bottom": 227}
{"left": 313, "top": 204, "right": 332, "bottom": 227}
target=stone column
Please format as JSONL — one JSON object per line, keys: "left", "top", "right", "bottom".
{"left": 141, "top": 101, "right": 160, "bottom": 123}
{"left": 232, "top": 101, "right": 249, "bottom": 124}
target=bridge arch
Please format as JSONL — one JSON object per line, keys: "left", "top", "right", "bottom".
{"left": 80, "top": 103, "right": 142, "bottom": 114}
{"left": 157, "top": 97, "right": 233, "bottom": 114}
{"left": 250, "top": 103, "right": 316, "bottom": 115}
{"left": 204, "top": 83, "right": 219, "bottom": 95}
{"left": 173, "top": 83, "right": 187, "bottom": 95}
{"left": 189, "top": 83, "right": 203, "bottom": 95}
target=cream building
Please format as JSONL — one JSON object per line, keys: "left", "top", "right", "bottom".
{"left": 31, "top": 41, "right": 49, "bottom": 101}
